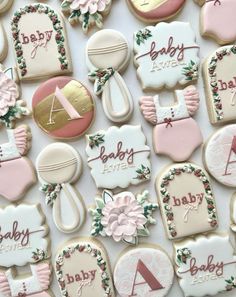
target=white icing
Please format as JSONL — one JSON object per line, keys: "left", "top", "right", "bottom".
{"left": 0, "top": 130, "right": 21, "bottom": 162}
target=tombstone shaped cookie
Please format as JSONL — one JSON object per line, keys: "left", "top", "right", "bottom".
{"left": 156, "top": 163, "right": 218, "bottom": 240}
{"left": 134, "top": 22, "right": 200, "bottom": 91}
{"left": 0, "top": 0, "right": 13, "bottom": 13}
{"left": 140, "top": 85, "right": 203, "bottom": 162}
{"left": 36, "top": 143, "right": 86, "bottom": 233}
{"left": 55, "top": 238, "right": 115, "bottom": 297}
{"left": 196, "top": 0, "right": 236, "bottom": 45}
{"left": 87, "top": 29, "right": 133, "bottom": 123}
{"left": 203, "top": 45, "right": 236, "bottom": 125}
{"left": 11, "top": 4, "right": 72, "bottom": 81}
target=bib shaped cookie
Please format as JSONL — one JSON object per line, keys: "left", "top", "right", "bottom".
{"left": 156, "top": 163, "right": 218, "bottom": 240}
{"left": 174, "top": 234, "right": 236, "bottom": 296}
{"left": 134, "top": 22, "right": 199, "bottom": 91}
{"left": 11, "top": 4, "right": 72, "bottom": 81}
{"left": 55, "top": 238, "right": 115, "bottom": 297}
{"left": 204, "top": 45, "right": 236, "bottom": 124}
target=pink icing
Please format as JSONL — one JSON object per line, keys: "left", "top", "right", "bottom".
{"left": 35, "top": 263, "right": 51, "bottom": 290}
{"left": 101, "top": 194, "right": 147, "bottom": 242}
{"left": 183, "top": 85, "right": 200, "bottom": 117}
{"left": 139, "top": 96, "right": 157, "bottom": 125}
{"left": 202, "top": 0, "right": 236, "bottom": 42}
{"left": 14, "top": 125, "right": 30, "bottom": 156}
{"left": 70, "top": 0, "right": 110, "bottom": 14}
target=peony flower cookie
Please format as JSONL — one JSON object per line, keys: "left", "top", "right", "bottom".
{"left": 11, "top": 4, "right": 72, "bottom": 81}
{"left": 203, "top": 45, "right": 236, "bottom": 125}
{"left": 55, "top": 238, "right": 115, "bottom": 297}
{"left": 36, "top": 143, "right": 86, "bottom": 233}
{"left": 114, "top": 244, "right": 174, "bottom": 297}
{"left": 89, "top": 190, "right": 158, "bottom": 245}
{"left": 156, "top": 163, "right": 218, "bottom": 240}
{"left": 196, "top": 0, "right": 236, "bottom": 45}
{"left": 86, "top": 29, "right": 133, "bottom": 123}
{"left": 140, "top": 85, "right": 203, "bottom": 162}
{"left": 127, "top": 0, "right": 186, "bottom": 23}
{"left": 32, "top": 76, "right": 95, "bottom": 139}
{"left": 0, "top": 0, "right": 13, "bottom": 13}
{"left": 174, "top": 233, "right": 236, "bottom": 296}
{"left": 134, "top": 22, "right": 200, "bottom": 91}
{"left": 61, "top": 0, "right": 112, "bottom": 33}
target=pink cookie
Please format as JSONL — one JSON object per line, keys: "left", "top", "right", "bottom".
{"left": 32, "top": 76, "right": 95, "bottom": 139}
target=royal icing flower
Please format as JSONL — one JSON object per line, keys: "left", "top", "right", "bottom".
{"left": 101, "top": 194, "right": 147, "bottom": 242}
{"left": 70, "top": 0, "right": 110, "bottom": 14}
{"left": 0, "top": 72, "right": 18, "bottom": 117}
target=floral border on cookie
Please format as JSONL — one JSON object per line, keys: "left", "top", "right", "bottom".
{"left": 55, "top": 243, "right": 112, "bottom": 297}
{"left": 159, "top": 164, "right": 218, "bottom": 238}
{"left": 135, "top": 28, "right": 152, "bottom": 46}
{"left": 40, "top": 183, "right": 62, "bottom": 206}
{"left": 182, "top": 60, "right": 198, "bottom": 82}
{"left": 11, "top": 4, "right": 69, "bottom": 77}
{"left": 176, "top": 248, "right": 192, "bottom": 265}
{"left": 225, "top": 276, "right": 236, "bottom": 291}
{"left": 208, "top": 45, "right": 236, "bottom": 122}
{"left": 32, "top": 248, "right": 48, "bottom": 262}
{"left": 88, "top": 133, "right": 105, "bottom": 149}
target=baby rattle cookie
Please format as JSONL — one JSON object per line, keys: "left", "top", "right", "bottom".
{"left": 140, "top": 85, "right": 203, "bottom": 162}
{"left": 0, "top": 204, "right": 49, "bottom": 268}
{"left": 174, "top": 233, "right": 236, "bottom": 296}
{"left": 127, "top": 0, "right": 186, "bottom": 23}
{"left": 114, "top": 244, "right": 174, "bottom": 297}
{"left": 36, "top": 143, "right": 86, "bottom": 233}
{"left": 61, "top": 0, "right": 112, "bottom": 34}
{"left": 0, "top": 0, "right": 13, "bottom": 13}
{"left": 134, "top": 22, "right": 200, "bottom": 91}
{"left": 87, "top": 29, "right": 133, "bottom": 123}
{"left": 203, "top": 45, "right": 236, "bottom": 125}
{"left": 86, "top": 125, "right": 151, "bottom": 189}
{"left": 89, "top": 190, "right": 158, "bottom": 245}
{"left": 156, "top": 163, "right": 218, "bottom": 240}
{"left": 32, "top": 76, "right": 95, "bottom": 139}
{"left": 55, "top": 237, "right": 115, "bottom": 297}
{"left": 196, "top": 0, "right": 236, "bottom": 45}
{"left": 11, "top": 3, "right": 72, "bottom": 81}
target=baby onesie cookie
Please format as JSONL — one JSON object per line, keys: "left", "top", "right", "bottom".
{"left": 0, "top": 0, "right": 13, "bottom": 13}
{"left": 114, "top": 244, "right": 174, "bottom": 297}
{"left": 87, "top": 29, "right": 133, "bottom": 123}
{"left": 0, "top": 125, "right": 36, "bottom": 201}
{"left": 203, "top": 124, "right": 236, "bottom": 187}
{"left": 174, "top": 233, "right": 236, "bottom": 296}
{"left": 61, "top": 0, "right": 112, "bottom": 33}
{"left": 196, "top": 0, "right": 236, "bottom": 45}
{"left": 0, "top": 263, "right": 53, "bottom": 297}
{"left": 11, "top": 4, "right": 72, "bottom": 81}
{"left": 86, "top": 125, "right": 151, "bottom": 189}
{"left": 55, "top": 238, "right": 115, "bottom": 297}
{"left": 89, "top": 190, "right": 158, "bottom": 245}
{"left": 203, "top": 45, "right": 236, "bottom": 124}
{"left": 127, "top": 0, "right": 186, "bottom": 23}
{"left": 156, "top": 163, "right": 218, "bottom": 240}
{"left": 32, "top": 76, "right": 94, "bottom": 139}
{"left": 140, "top": 85, "right": 203, "bottom": 162}
{"left": 134, "top": 22, "right": 200, "bottom": 91}
{"left": 0, "top": 204, "right": 49, "bottom": 267}
{"left": 36, "top": 143, "right": 86, "bottom": 234}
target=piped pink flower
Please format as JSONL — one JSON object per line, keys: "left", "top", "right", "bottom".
{"left": 0, "top": 72, "right": 18, "bottom": 117}
{"left": 70, "top": 0, "right": 110, "bottom": 14}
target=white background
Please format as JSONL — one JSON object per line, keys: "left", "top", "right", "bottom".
{"left": 0, "top": 0, "right": 236, "bottom": 297}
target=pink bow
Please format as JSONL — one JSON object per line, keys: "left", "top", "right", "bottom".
{"left": 18, "top": 293, "right": 27, "bottom": 297}
{"left": 164, "top": 118, "right": 173, "bottom": 128}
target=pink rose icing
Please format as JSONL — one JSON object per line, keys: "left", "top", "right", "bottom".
{"left": 101, "top": 194, "right": 147, "bottom": 242}
{"left": 0, "top": 71, "right": 18, "bottom": 117}
{"left": 70, "top": 0, "right": 110, "bottom": 14}
{"left": 183, "top": 85, "right": 200, "bottom": 117}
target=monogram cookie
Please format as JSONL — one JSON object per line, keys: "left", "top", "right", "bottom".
{"left": 86, "top": 125, "right": 151, "bottom": 189}
{"left": 134, "top": 22, "right": 200, "bottom": 91}
{"left": 156, "top": 163, "right": 218, "bottom": 240}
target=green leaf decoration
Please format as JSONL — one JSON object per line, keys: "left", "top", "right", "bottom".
{"left": 95, "top": 198, "right": 105, "bottom": 209}
{"left": 137, "top": 227, "right": 150, "bottom": 237}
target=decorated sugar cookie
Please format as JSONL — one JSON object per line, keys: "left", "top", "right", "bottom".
{"left": 203, "top": 45, "right": 236, "bottom": 124}
{"left": 89, "top": 190, "right": 158, "bottom": 245}
{"left": 196, "top": 0, "right": 236, "bottom": 45}
{"left": 140, "top": 85, "right": 203, "bottom": 162}
{"left": 61, "top": 0, "right": 112, "bottom": 33}
{"left": 55, "top": 238, "right": 115, "bottom": 297}
{"left": 86, "top": 125, "right": 151, "bottom": 189}
{"left": 156, "top": 163, "right": 218, "bottom": 240}
{"left": 0, "top": 204, "right": 49, "bottom": 267}
{"left": 134, "top": 22, "right": 200, "bottom": 91}
{"left": 36, "top": 143, "right": 86, "bottom": 234}
{"left": 174, "top": 233, "right": 236, "bottom": 296}
{"left": 32, "top": 76, "right": 94, "bottom": 139}
{"left": 204, "top": 124, "right": 236, "bottom": 187}
{"left": 127, "top": 0, "right": 186, "bottom": 23}
{"left": 0, "top": 0, "right": 13, "bottom": 13}
{"left": 114, "top": 244, "right": 174, "bottom": 297}
{"left": 11, "top": 4, "right": 72, "bottom": 81}
{"left": 0, "top": 263, "right": 53, "bottom": 297}
{"left": 87, "top": 29, "right": 133, "bottom": 123}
